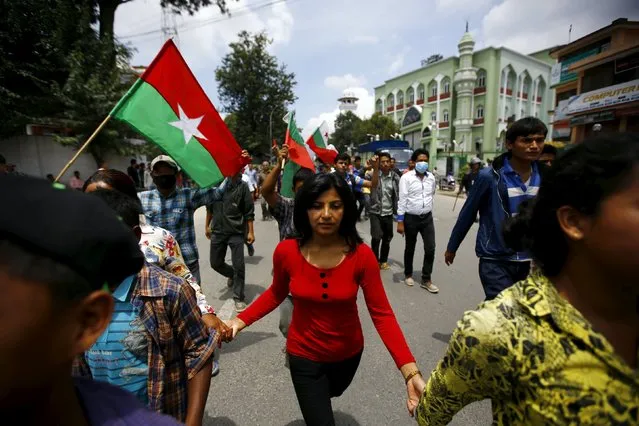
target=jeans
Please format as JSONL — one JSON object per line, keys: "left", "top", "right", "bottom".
{"left": 210, "top": 233, "right": 245, "bottom": 301}
{"left": 288, "top": 351, "right": 362, "bottom": 426}
{"left": 363, "top": 193, "right": 371, "bottom": 218}
{"left": 279, "top": 295, "right": 294, "bottom": 337}
{"left": 370, "top": 214, "right": 394, "bottom": 263}
{"left": 186, "top": 260, "right": 201, "bottom": 284}
{"left": 479, "top": 258, "right": 530, "bottom": 300}
{"left": 403, "top": 213, "right": 436, "bottom": 281}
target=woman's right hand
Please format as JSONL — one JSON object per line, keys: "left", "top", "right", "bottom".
{"left": 223, "top": 317, "right": 247, "bottom": 340}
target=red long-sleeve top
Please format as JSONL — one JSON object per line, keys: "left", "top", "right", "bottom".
{"left": 238, "top": 239, "right": 415, "bottom": 368}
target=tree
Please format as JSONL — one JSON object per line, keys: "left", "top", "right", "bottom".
{"left": 215, "top": 31, "right": 297, "bottom": 156}
{"left": 328, "top": 111, "right": 361, "bottom": 152}
{"left": 354, "top": 113, "right": 400, "bottom": 143}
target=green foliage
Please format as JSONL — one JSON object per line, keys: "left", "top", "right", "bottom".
{"left": 328, "top": 112, "right": 400, "bottom": 152}
{"left": 215, "top": 31, "right": 297, "bottom": 157}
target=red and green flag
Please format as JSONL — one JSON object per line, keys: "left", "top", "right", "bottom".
{"left": 280, "top": 111, "right": 314, "bottom": 198}
{"left": 110, "top": 40, "right": 247, "bottom": 188}
{"left": 306, "top": 121, "right": 337, "bottom": 165}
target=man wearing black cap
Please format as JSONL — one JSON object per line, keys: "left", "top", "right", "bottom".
{"left": 80, "top": 189, "right": 216, "bottom": 424}
{"left": 140, "top": 153, "right": 249, "bottom": 284}
{"left": 0, "top": 175, "right": 180, "bottom": 425}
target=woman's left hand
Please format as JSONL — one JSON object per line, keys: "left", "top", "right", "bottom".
{"left": 406, "top": 374, "right": 426, "bottom": 417}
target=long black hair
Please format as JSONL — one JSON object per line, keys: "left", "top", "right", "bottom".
{"left": 293, "top": 173, "right": 363, "bottom": 251}
{"left": 83, "top": 169, "right": 138, "bottom": 201}
{"left": 503, "top": 133, "right": 639, "bottom": 277}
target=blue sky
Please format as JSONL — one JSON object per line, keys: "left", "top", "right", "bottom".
{"left": 115, "top": 0, "right": 638, "bottom": 137}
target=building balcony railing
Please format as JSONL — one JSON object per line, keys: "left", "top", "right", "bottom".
{"left": 473, "top": 87, "right": 486, "bottom": 95}
{"left": 473, "top": 118, "right": 485, "bottom": 125}
{"left": 522, "top": 93, "right": 528, "bottom": 100}
{"left": 406, "top": 101, "right": 414, "bottom": 107}
{"left": 427, "top": 95, "right": 438, "bottom": 103}
{"left": 500, "top": 88, "right": 513, "bottom": 95}
{"left": 439, "top": 92, "right": 451, "bottom": 100}
{"left": 396, "top": 103, "right": 404, "bottom": 110}
{"left": 438, "top": 121, "right": 450, "bottom": 129}
{"left": 537, "top": 96, "right": 542, "bottom": 103}
{"left": 416, "top": 99, "right": 425, "bottom": 105}
{"left": 387, "top": 106, "right": 395, "bottom": 112}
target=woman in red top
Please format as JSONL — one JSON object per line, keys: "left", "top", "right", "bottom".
{"left": 225, "top": 173, "right": 425, "bottom": 425}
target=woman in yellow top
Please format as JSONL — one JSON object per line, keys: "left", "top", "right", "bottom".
{"left": 417, "top": 133, "right": 639, "bottom": 425}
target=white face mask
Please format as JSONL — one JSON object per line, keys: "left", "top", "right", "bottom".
{"left": 415, "top": 161, "right": 429, "bottom": 174}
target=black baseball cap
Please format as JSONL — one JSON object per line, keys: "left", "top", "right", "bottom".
{"left": 0, "top": 174, "right": 144, "bottom": 289}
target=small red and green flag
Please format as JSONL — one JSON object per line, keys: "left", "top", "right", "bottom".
{"left": 110, "top": 40, "right": 247, "bottom": 188}
{"left": 306, "top": 121, "right": 337, "bottom": 165}
{"left": 280, "top": 111, "right": 315, "bottom": 198}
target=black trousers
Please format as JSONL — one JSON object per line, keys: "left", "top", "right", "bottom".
{"left": 403, "top": 213, "right": 436, "bottom": 281}
{"left": 288, "top": 351, "right": 362, "bottom": 426}
{"left": 210, "top": 233, "right": 245, "bottom": 301}
{"left": 370, "top": 214, "right": 394, "bottom": 263}
{"left": 479, "top": 258, "right": 530, "bottom": 300}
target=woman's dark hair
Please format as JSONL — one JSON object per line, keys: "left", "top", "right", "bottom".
{"left": 503, "top": 133, "right": 639, "bottom": 277}
{"left": 89, "top": 189, "right": 141, "bottom": 228}
{"left": 505, "top": 117, "right": 548, "bottom": 143}
{"left": 83, "top": 169, "right": 138, "bottom": 200}
{"left": 411, "top": 148, "right": 429, "bottom": 162}
{"left": 293, "top": 173, "right": 363, "bottom": 251}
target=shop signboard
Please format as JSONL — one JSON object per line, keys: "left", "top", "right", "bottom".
{"left": 550, "top": 47, "right": 601, "bottom": 87}
{"left": 569, "top": 111, "right": 616, "bottom": 126}
{"left": 566, "top": 79, "right": 639, "bottom": 114}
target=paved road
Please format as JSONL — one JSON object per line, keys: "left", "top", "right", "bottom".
{"left": 195, "top": 192, "right": 492, "bottom": 425}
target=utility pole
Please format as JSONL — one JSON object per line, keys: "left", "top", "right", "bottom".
{"left": 161, "top": 6, "right": 179, "bottom": 46}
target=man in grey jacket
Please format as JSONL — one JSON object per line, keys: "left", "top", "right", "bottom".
{"left": 369, "top": 151, "right": 400, "bottom": 270}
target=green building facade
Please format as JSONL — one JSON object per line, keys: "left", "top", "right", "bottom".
{"left": 374, "top": 30, "right": 554, "bottom": 174}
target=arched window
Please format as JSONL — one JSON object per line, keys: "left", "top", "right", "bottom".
{"left": 397, "top": 90, "right": 404, "bottom": 106}
{"left": 476, "top": 105, "right": 484, "bottom": 118}
{"left": 431, "top": 111, "right": 437, "bottom": 122}
{"left": 387, "top": 93, "right": 394, "bottom": 107}
{"left": 443, "top": 80, "right": 450, "bottom": 94}
{"left": 406, "top": 87, "right": 415, "bottom": 103}
{"left": 477, "top": 71, "right": 486, "bottom": 87}
{"left": 430, "top": 83, "right": 438, "bottom": 98}
{"left": 376, "top": 99, "right": 383, "bottom": 113}
{"left": 443, "top": 109, "right": 449, "bottom": 122}
{"left": 417, "top": 84, "right": 425, "bottom": 100}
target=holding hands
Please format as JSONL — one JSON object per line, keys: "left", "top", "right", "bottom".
{"left": 220, "top": 317, "right": 246, "bottom": 342}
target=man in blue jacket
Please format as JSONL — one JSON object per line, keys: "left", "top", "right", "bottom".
{"left": 444, "top": 117, "right": 548, "bottom": 300}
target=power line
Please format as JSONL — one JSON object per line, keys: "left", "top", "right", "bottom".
{"left": 117, "top": 0, "right": 294, "bottom": 40}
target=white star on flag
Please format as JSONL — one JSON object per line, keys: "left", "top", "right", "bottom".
{"left": 169, "top": 104, "right": 207, "bottom": 145}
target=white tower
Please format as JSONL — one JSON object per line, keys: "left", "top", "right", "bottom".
{"left": 453, "top": 23, "right": 477, "bottom": 153}
{"left": 338, "top": 89, "right": 359, "bottom": 112}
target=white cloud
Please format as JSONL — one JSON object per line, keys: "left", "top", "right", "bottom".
{"left": 115, "top": 0, "right": 294, "bottom": 72}
{"left": 481, "top": 0, "right": 639, "bottom": 53}
{"left": 435, "top": 0, "right": 494, "bottom": 15}
{"left": 324, "top": 74, "right": 368, "bottom": 90}
{"left": 303, "top": 87, "right": 375, "bottom": 138}
{"left": 348, "top": 35, "right": 380, "bottom": 45}
{"left": 387, "top": 48, "right": 410, "bottom": 75}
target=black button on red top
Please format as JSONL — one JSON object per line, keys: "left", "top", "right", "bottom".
{"left": 320, "top": 272, "right": 326, "bottom": 278}
{"left": 322, "top": 283, "right": 328, "bottom": 288}
{"left": 322, "top": 293, "right": 328, "bottom": 299}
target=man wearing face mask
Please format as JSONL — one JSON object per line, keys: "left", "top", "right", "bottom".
{"left": 139, "top": 154, "right": 247, "bottom": 284}
{"left": 397, "top": 149, "right": 438, "bottom": 293}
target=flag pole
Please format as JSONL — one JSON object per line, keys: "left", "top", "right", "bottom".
{"left": 55, "top": 115, "right": 112, "bottom": 182}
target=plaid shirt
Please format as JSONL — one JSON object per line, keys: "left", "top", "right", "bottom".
{"left": 73, "top": 263, "right": 217, "bottom": 422}
{"left": 139, "top": 224, "right": 214, "bottom": 315}
{"left": 138, "top": 182, "right": 226, "bottom": 266}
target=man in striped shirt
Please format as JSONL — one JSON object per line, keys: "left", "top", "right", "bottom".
{"left": 444, "top": 117, "right": 548, "bottom": 300}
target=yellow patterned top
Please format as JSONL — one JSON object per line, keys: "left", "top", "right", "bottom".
{"left": 417, "top": 275, "right": 639, "bottom": 425}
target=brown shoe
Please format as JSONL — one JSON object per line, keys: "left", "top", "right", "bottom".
{"left": 379, "top": 262, "right": 390, "bottom": 270}
{"left": 420, "top": 281, "right": 439, "bottom": 293}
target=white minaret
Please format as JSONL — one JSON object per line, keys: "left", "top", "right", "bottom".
{"left": 453, "top": 23, "right": 477, "bottom": 153}
{"left": 338, "top": 89, "right": 359, "bottom": 112}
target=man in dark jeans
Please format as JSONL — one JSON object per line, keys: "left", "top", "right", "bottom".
{"left": 205, "top": 174, "right": 255, "bottom": 312}
{"left": 445, "top": 117, "right": 548, "bottom": 300}
{"left": 369, "top": 151, "right": 399, "bottom": 270}
{"left": 397, "top": 148, "right": 438, "bottom": 293}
